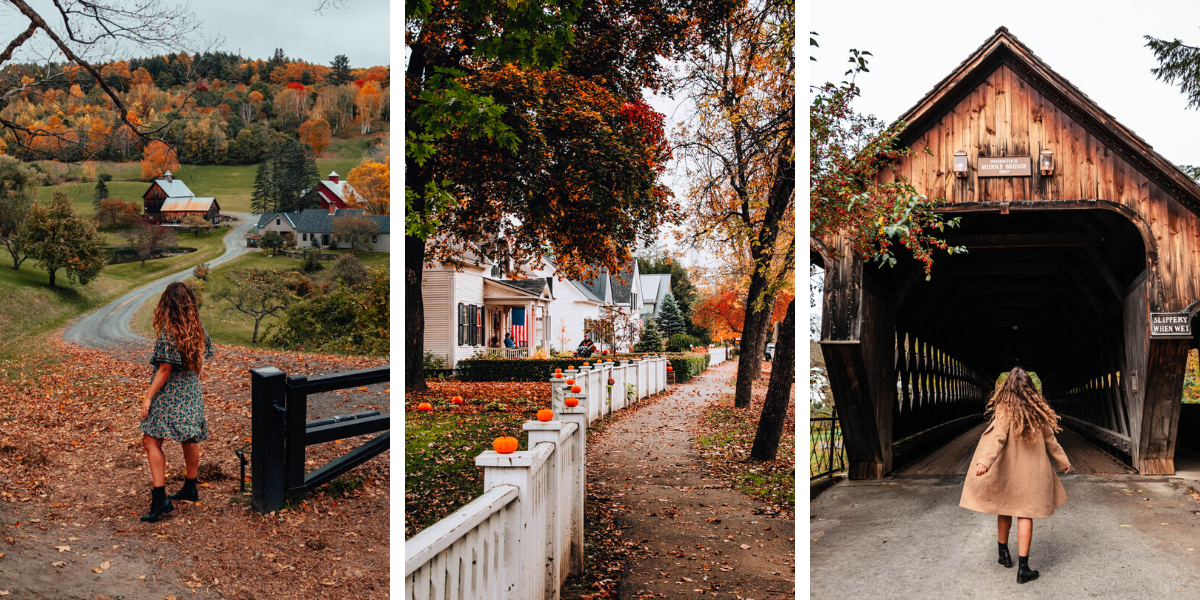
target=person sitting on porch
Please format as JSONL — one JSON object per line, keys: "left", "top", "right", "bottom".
{"left": 504, "top": 333, "right": 515, "bottom": 348}
{"left": 575, "top": 337, "right": 595, "bottom": 358}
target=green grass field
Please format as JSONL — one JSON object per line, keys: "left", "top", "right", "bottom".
{"left": 132, "top": 250, "right": 389, "bottom": 347}
{"left": 0, "top": 225, "right": 231, "bottom": 353}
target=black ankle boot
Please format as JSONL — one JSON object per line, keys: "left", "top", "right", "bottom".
{"left": 1017, "top": 555, "right": 1039, "bottom": 583}
{"left": 169, "top": 477, "right": 199, "bottom": 502}
{"left": 998, "top": 542, "right": 1012, "bottom": 568}
{"left": 141, "top": 486, "right": 174, "bottom": 522}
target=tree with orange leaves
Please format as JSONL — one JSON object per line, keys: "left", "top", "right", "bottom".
{"left": 298, "top": 118, "right": 332, "bottom": 157}
{"left": 140, "top": 140, "right": 179, "bottom": 181}
{"left": 346, "top": 157, "right": 389, "bottom": 215}
{"left": 356, "top": 81, "right": 381, "bottom": 134}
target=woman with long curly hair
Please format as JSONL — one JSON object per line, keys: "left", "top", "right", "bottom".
{"left": 139, "top": 282, "right": 213, "bottom": 523}
{"left": 960, "top": 366, "right": 1071, "bottom": 584}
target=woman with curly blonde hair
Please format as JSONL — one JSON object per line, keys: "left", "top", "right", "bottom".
{"left": 960, "top": 366, "right": 1071, "bottom": 584}
{"left": 139, "top": 282, "right": 213, "bottom": 523}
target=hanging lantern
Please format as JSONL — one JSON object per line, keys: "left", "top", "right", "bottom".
{"left": 953, "top": 151, "right": 969, "bottom": 178}
{"left": 1039, "top": 149, "right": 1055, "bottom": 176}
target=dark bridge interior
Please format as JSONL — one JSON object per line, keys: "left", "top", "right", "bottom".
{"left": 823, "top": 207, "right": 1162, "bottom": 474}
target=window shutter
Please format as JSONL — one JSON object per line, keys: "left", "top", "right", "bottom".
{"left": 468, "top": 304, "right": 476, "bottom": 346}
{"left": 458, "top": 303, "right": 465, "bottom": 346}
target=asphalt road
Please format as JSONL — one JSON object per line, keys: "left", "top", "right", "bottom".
{"left": 63, "top": 212, "right": 256, "bottom": 348}
{"left": 811, "top": 474, "right": 1200, "bottom": 599}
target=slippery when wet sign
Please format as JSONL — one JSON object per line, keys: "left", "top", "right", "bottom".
{"left": 1150, "top": 312, "right": 1192, "bottom": 338}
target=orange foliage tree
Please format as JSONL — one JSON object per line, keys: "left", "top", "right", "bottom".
{"left": 298, "top": 118, "right": 332, "bottom": 156}
{"left": 346, "top": 157, "right": 389, "bottom": 214}
{"left": 140, "top": 140, "right": 179, "bottom": 181}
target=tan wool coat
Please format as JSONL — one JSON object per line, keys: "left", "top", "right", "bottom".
{"left": 959, "top": 416, "right": 1071, "bottom": 519}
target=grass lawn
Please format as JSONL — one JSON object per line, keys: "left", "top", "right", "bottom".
{"left": 0, "top": 226, "right": 232, "bottom": 352}
{"left": 132, "top": 249, "right": 390, "bottom": 347}
{"left": 694, "top": 367, "right": 796, "bottom": 513}
{"left": 404, "top": 381, "right": 552, "bottom": 539}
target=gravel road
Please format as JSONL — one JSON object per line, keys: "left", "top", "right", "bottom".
{"left": 63, "top": 212, "right": 256, "bottom": 349}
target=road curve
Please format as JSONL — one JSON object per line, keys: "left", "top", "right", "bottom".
{"left": 63, "top": 212, "right": 257, "bottom": 349}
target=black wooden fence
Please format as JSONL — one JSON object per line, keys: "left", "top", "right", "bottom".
{"left": 810, "top": 407, "right": 846, "bottom": 481}
{"left": 250, "top": 365, "right": 390, "bottom": 513}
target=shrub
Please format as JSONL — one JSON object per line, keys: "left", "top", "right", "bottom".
{"left": 666, "top": 333, "right": 702, "bottom": 353}
{"left": 260, "top": 230, "right": 284, "bottom": 255}
{"left": 266, "top": 269, "right": 387, "bottom": 356}
{"left": 300, "top": 247, "right": 324, "bottom": 272}
{"left": 669, "top": 352, "right": 711, "bottom": 383}
{"left": 332, "top": 254, "right": 367, "bottom": 285}
{"left": 423, "top": 351, "right": 447, "bottom": 370}
{"left": 192, "top": 263, "right": 210, "bottom": 281}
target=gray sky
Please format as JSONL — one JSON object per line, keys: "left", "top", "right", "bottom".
{"left": 0, "top": 0, "right": 389, "bottom": 68}
{"left": 811, "top": 0, "right": 1200, "bottom": 169}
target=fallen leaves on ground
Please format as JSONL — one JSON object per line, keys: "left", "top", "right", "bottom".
{"left": 0, "top": 332, "right": 390, "bottom": 599}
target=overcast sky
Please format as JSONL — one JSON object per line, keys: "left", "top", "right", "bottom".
{"left": 0, "top": 0, "right": 389, "bottom": 67}
{"left": 811, "top": 0, "right": 1200, "bottom": 168}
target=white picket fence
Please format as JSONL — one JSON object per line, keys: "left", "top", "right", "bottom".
{"left": 709, "top": 346, "right": 728, "bottom": 366}
{"left": 405, "top": 356, "right": 670, "bottom": 600}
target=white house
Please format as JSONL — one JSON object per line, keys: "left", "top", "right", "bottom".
{"left": 252, "top": 208, "right": 390, "bottom": 252}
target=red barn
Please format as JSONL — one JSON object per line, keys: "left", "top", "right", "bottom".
{"left": 303, "top": 171, "right": 361, "bottom": 214}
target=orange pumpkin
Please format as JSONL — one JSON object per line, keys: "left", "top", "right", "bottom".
{"left": 565, "top": 378, "right": 575, "bottom": 385}
{"left": 667, "top": 366, "right": 673, "bottom": 372}
{"left": 554, "top": 373, "right": 563, "bottom": 379}
{"left": 416, "top": 402, "right": 433, "bottom": 412}
{"left": 493, "top": 436, "right": 518, "bottom": 454}
{"left": 451, "top": 396, "right": 464, "bottom": 405}
{"left": 570, "top": 385, "right": 582, "bottom": 393}
{"left": 554, "top": 368, "right": 562, "bottom": 373}
{"left": 565, "top": 398, "right": 579, "bottom": 408}
{"left": 608, "top": 378, "right": 615, "bottom": 385}
{"left": 537, "top": 409, "right": 554, "bottom": 422}
{"left": 582, "top": 362, "right": 590, "bottom": 367}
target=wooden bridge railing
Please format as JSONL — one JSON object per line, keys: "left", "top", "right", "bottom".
{"left": 1046, "top": 371, "right": 1133, "bottom": 459}
{"left": 892, "top": 333, "right": 991, "bottom": 466}
{"left": 250, "top": 366, "right": 390, "bottom": 513}
{"left": 405, "top": 357, "right": 670, "bottom": 599}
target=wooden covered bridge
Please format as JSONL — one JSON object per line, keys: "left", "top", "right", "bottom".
{"left": 818, "top": 27, "right": 1200, "bottom": 480}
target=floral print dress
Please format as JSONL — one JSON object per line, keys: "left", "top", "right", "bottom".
{"left": 140, "top": 328, "right": 214, "bottom": 442}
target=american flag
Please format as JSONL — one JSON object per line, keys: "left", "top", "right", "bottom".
{"left": 512, "top": 307, "right": 527, "bottom": 346}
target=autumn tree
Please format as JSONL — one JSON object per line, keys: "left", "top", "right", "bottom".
{"left": 332, "top": 213, "right": 380, "bottom": 254}
{"left": 141, "top": 140, "right": 180, "bottom": 181}
{"left": 679, "top": 0, "right": 794, "bottom": 407}
{"left": 0, "top": 1, "right": 199, "bottom": 160}
{"left": 123, "top": 222, "right": 177, "bottom": 266}
{"left": 96, "top": 198, "right": 140, "bottom": 229}
{"left": 179, "top": 213, "right": 214, "bottom": 237}
{"left": 346, "top": 157, "right": 389, "bottom": 214}
{"left": 0, "top": 154, "right": 40, "bottom": 270}
{"left": 17, "top": 190, "right": 106, "bottom": 287}
{"left": 355, "top": 81, "right": 382, "bottom": 134}
{"left": 212, "top": 268, "right": 291, "bottom": 344}
{"left": 298, "top": 118, "right": 332, "bottom": 156}
{"left": 693, "top": 287, "right": 744, "bottom": 345}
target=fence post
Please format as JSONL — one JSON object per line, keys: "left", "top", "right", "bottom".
{"left": 284, "top": 374, "right": 309, "bottom": 496}
{"left": 525, "top": 420, "right": 573, "bottom": 591}
{"left": 559, "top": 386, "right": 588, "bottom": 576}
{"left": 250, "top": 367, "right": 287, "bottom": 513}
{"left": 476, "top": 445, "right": 551, "bottom": 599}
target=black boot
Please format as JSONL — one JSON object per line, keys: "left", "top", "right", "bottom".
{"left": 141, "top": 486, "right": 174, "bottom": 522}
{"left": 1017, "top": 555, "right": 1039, "bottom": 583}
{"left": 169, "top": 477, "right": 199, "bottom": 502}
{"left": 998, "top": 542, "right": 1012, "bottom": 568}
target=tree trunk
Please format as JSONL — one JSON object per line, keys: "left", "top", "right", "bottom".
{"left": 47, "top": 267, "right": 55, "bottom": 287}
{"left": 750, "top": 299, "right": 795, "bottom": 461}
{"left": 733, "top": 274, "right": 775, "bottom": 408}
{"left": 405, "top": 233, "right": 428, "bottom": 391}
{"left": 252, "top": 318, "right": 260, "bottom": 344}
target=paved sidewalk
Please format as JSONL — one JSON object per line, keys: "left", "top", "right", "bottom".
{"left": 811, "top": 474, "right": 1200, "bottom": 599}
{"left": 589, "top": 361, "right": 796, "bottom": 598}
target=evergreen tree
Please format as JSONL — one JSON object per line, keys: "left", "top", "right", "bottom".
{"left": 251, "top": 138, "right": 319, "bottom": 214}
{"left": 634, "top": 317, "right": 663, "bottom": 352}
{"left": 93, "top": 174, "right": 110, "bottom": 209}
{"left": 330, "top": 54, "right": 352, "bottom": 85}
{"left": 658, "top": 293, "right": 686, "bottom": 337}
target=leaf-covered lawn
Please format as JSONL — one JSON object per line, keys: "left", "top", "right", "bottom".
{"left": 404, "top": 380, "right": 552, "bottom": 539}
{"left": 693, "top": 365, "right": 795, "bottom": 514}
